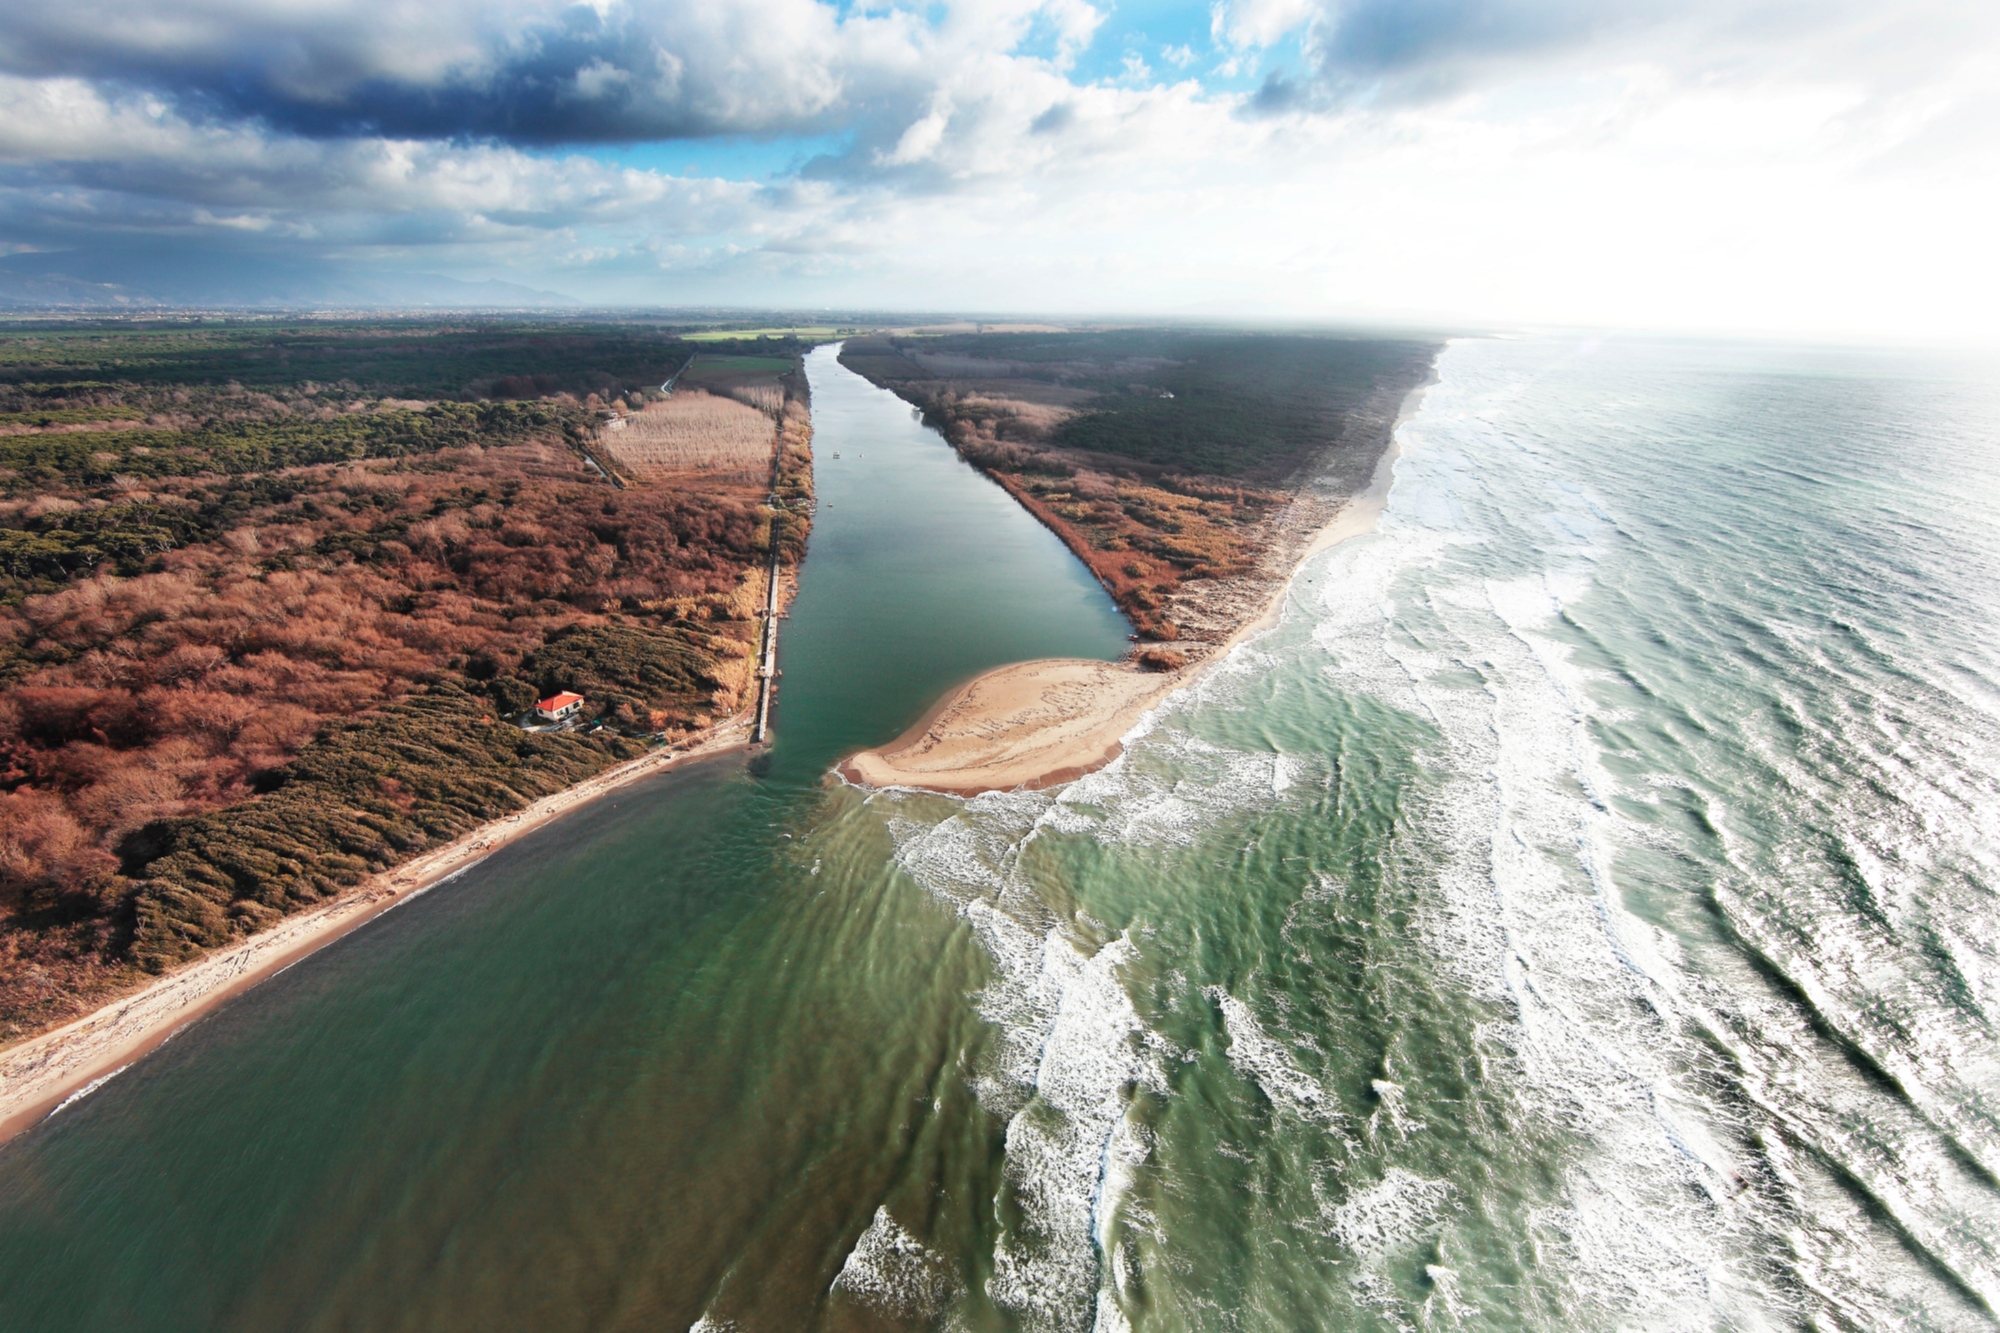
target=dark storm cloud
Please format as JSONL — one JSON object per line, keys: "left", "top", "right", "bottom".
{"left": 0, "top": 0, "right": 877, "bottom": 144}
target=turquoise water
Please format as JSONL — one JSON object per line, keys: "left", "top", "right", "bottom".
{"left": 3, "top": 337, "right": 1997, "bottom": 1332}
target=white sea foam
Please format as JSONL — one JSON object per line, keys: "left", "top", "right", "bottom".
{"left": 875, "top": 338, "right": 2000, "bottom": 1328}
{"left": 887, "top": 798, "right": 1157, "bottom": 1332}
{"left": 983, "top": 933, "right": 1147, "bottom": 1332}
{"left": 45, "top": 1062, "right": 133, "bottom": 1119}
{"left": 1330, "top": 390, "right": 1789, "bottom": 1326}
{"left": 833, "top": 1206, "right": 960, "bottom": 1319}
{"left": 1289, "top": 342, "right": 2000, "bottom": 1326}
{"left": 1206, "top": 986, "right": 1344, "bottom": 1132}
{"left": 1328, "top": 1168, "right": 1456, "bottom": 1257}
{"left": 1053, "top": 729, "right": 1291, "bottom": 848}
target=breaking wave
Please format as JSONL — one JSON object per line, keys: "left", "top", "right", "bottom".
{"left": 861, "top": 335, "right": 2000, "bottom": 1330}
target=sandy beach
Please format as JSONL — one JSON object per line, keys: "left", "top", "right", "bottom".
{"left": 841, "top": 380, "right": 1424, "bottom": 796}
{"left": 0, "top": 719, "right": 750, "bottom": 1145}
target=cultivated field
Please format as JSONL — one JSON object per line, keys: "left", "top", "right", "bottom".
{"left": 604, "top": 389, "right": 776, "bottom": 480}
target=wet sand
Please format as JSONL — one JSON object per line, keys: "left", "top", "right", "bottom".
{"left": 838, "top": 659, "right": 1175, "bottom": 794}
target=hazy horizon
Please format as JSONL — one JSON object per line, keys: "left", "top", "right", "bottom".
{"left": 2, "top": 0, "right": 1995, "bottom": 339}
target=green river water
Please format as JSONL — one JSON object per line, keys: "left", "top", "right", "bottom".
{"left": 0, "top": 346, "right": 1130, "bottom": 1331}
{"left": 4, "top": 336, "right": 1999, "bottom": 1332}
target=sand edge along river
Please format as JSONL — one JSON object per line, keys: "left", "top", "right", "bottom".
{"left": 0, "top": 373, "right": 1425, "bottom": 1145}
{"left": 0, "top": 719, "right": 753, "bottom": 1145}
{"left": 839, "top": 379, "right": 1425, "bottom": 796}
{"left": 0, "top": 422, "right": 816, "bottom": 1145}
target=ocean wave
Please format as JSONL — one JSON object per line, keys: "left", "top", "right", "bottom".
{"left": 832, "top": 1206, "right": 962, "bottom": 1320}
{"left": 866, "top": 335, "right": 2000, "bottom": 1330}
{"left": 1327, "top": 1168, "right": 1457, "bottom": 1257}
{"left": 887, "top": 796, "right": 1158, "bottom": 1332}
{"left": 1205, "top": 986, "right": 1348, "bottom": 1134}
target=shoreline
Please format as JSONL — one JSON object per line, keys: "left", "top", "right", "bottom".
{"left": 0, "top": 370, "right": 1433, "bottom": 1143}
{"left": 840, "top": 375, "right": 1429, "bottom": 797}
{"left": 0, "top": 719, "right": 751, "bottom": 1146}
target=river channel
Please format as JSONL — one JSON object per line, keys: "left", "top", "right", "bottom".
{"left": 0, "top": 345, "right": 1129, "bottom": 1331}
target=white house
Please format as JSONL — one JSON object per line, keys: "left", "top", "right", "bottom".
{"left": 534, "top": 691, "right": 585, "bottom": 724}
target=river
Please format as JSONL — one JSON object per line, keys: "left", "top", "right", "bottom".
{"left": 4, "top": 336, "right": 1996, "bottom": 1332}
{"left": 0, "top": 345, "right": 1128, "bottom": 1331}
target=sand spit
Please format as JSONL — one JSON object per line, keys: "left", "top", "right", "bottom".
{"left": 842, "top": 377, "right": 1425, "bottom": 797}
{"left": 839, "top": 660, "right": 1176, "bottom": 795}
{"left": 0, "top": 720, "right": 751, "bottom": 1146}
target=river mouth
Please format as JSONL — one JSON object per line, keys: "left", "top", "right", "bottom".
{"left": 763, "top": 343, "right": 1130, "bottom": 786}
{"left": 0, "top": 344, "right": 1132, "bottom": 1332}
{"left": 7, "top": 336, "right": 1994, "bottom": 1332}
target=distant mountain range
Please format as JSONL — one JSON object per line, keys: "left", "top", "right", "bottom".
{"left": 0, "top": 250, "right": 580, "bottom": 311}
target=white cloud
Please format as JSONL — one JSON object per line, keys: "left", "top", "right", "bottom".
{"left": 881, "top": 101, "right": 954, "bottom": 166}
{"left": 1212, "top": 0, "right": 1317, "bottom": 52}
{"left": 0, "top": 0, "right": 1993, "bottom": 336}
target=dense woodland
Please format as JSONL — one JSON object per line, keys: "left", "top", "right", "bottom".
{"left": 0, "top": 320, "right": 703, "bottom": 400}
{"left": 0, "top": 320, "right": 813, "bottom": 1036}
{"left": 840, "top": 331, "right": 1437, "bottom": 639}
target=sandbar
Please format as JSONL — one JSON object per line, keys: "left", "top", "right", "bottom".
{"left": 839, "top": 659, "right": 1177, "bottom": 795}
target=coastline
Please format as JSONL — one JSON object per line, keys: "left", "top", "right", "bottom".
{"left": 840, "top": 374, "right": 1428, "bottom": 796}
{"left": 0, "top": 367, "right": 1432, "bottom": 1144}
{"left": 0, "top": 719, "right": 751, "bottom": 1146}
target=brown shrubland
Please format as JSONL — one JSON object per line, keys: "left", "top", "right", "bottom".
{"left": 724, "top": 384, "right": 786, "bottom": 419}
{"left": 0, "top": 344, "right": 813, "bottom": 1040}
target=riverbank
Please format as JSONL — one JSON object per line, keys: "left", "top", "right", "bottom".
{"left": 838, "top": 330, "right": 1438, "bottom": 645}
{"left": 0, "top": 719, "right": 750, "bottom": 1146}
{"left": 840, "top": 375, "right": 1425, "bottom": 795}
{"left": 0, "top": 328, "right": 818, "bottom": 1045}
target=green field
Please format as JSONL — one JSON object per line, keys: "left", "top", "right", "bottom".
{"left": 683, "top": 354, "right": 796, "bottom": 372}
{"left": 683, "top": 326, "right": 857, "bottom": 343}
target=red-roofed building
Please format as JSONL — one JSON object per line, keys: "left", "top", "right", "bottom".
{"left": 534, "top": 691, "right": 585, "bottom": 724}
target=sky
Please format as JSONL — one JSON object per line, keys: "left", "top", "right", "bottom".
{"left": 0, "top": 0, "right": 1996, "bottom": 335}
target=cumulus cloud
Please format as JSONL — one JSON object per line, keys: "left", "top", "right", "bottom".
{"left": 0, "top": 0, "right": 1993, "bottom": 333}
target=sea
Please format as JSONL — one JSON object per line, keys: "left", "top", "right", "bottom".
{"left": 0, "top": 335, "right": 1995, "bottom": 1332}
